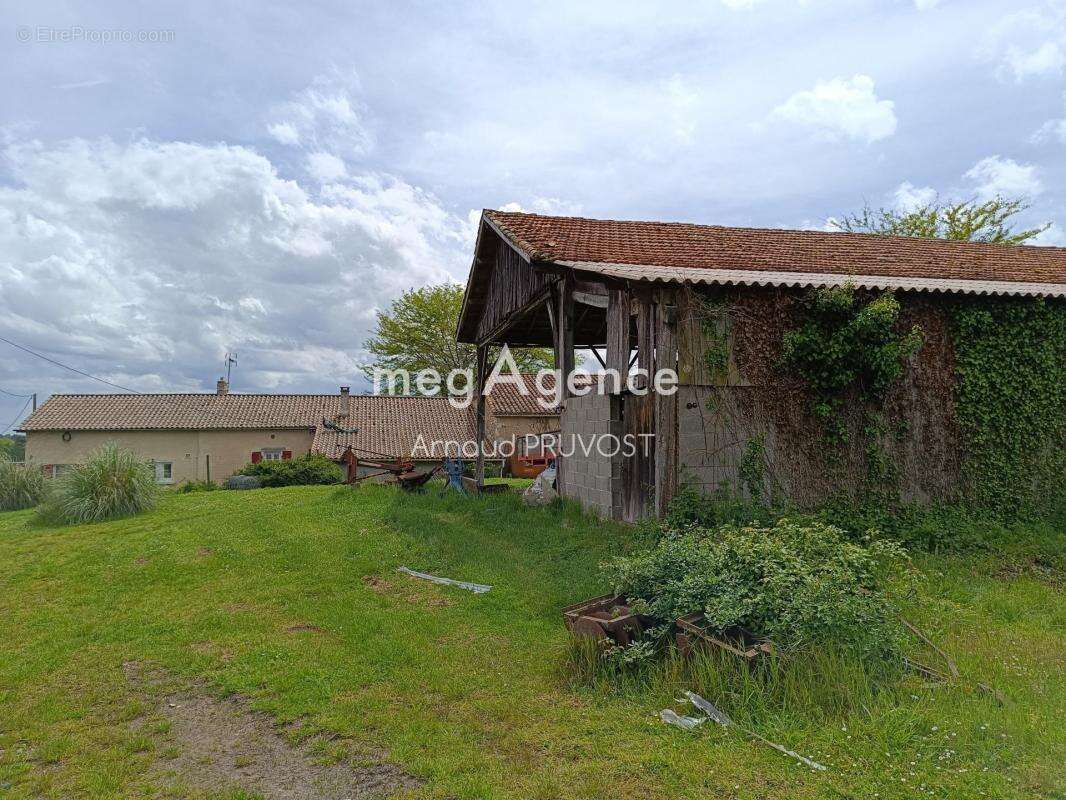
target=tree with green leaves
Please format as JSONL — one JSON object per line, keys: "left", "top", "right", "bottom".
{"left": 362, "top": 284, "right": 555, "bottom": 388}
{"left": 833, "top": 196, "right": 1050, "bottom": 245}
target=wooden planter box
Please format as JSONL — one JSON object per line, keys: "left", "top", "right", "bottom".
{"left": 675, "top": 612, "right": 774, "bottom": 664}
{"left": 562, "top": 594, "right": 649, "bottom": 647}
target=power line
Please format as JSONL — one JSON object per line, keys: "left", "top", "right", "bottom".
{"left": 0, "top": 386, "right": 33, "bottom": 398}
{"left": 0, "top": 335, "right": 142, "bottom": 394}
{"left": 2, "top": 396, "right": 32, "bottom": 435}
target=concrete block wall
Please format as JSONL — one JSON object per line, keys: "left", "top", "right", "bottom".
{"left": 559, "top": 392, "right": 623, "bottom": 518}
{"left": 676, "top": 385, "right": 766, "bottom": 501}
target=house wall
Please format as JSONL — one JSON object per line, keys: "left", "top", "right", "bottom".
{"left": 558, "top": 392, "right": 622, "bottom": 518}
{"left": 488, "top": 414, "right": 559, "bottom": 447}
{"left": 25, "top": 428, "right": 316, "bottom": 485}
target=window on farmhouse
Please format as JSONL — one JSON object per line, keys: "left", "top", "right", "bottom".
{"left": 152, "top": 461, "right": 173, "bottom": 484}
{"left": 262, "top": 448, "right": 284, "bottom": 461}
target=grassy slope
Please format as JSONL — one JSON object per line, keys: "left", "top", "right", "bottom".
{"left": 0, "top": 485, "right": 1062, "bottom": 799}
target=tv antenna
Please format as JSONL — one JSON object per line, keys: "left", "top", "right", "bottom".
{"left": 224, "top": 352, "right": 237, "bottom": 383}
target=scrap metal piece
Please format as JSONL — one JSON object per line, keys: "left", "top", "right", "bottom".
{"left": 684, "top": 691, "right": 827, "bottom": 772}
{"left": 396, "top": 566, "right": 491, "bottom": 594}
{"left": 659, "top": 709, "right": 705, "bottom": 731}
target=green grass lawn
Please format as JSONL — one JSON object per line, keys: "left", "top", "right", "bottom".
{"left": 0, "top": 485, "right": 1062, "bottom": 799}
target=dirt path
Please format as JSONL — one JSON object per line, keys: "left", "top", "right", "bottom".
{"left": 124, "top": 662, "right": 419, "bottom": 799}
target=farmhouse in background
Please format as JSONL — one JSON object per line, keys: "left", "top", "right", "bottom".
{"left": 18, "top": 378, "right": 562, "bottom": 484}
{"left": 457, "top": 210, "right": 1066, "bottom": 520}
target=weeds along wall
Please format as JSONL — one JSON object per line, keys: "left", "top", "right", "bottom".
{"left": 674, "top": 285, "right": 1064, "bottom": 516}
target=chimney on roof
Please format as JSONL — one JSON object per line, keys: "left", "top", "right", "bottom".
{"left": 340, "top": 385, "right": 350, "bottom": 418}
{"left": 216, "top": 377, "right": 229, "bottom": 395}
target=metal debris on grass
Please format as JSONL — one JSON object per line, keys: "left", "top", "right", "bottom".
{"left": 659, "top": 709, "right": 706, "bottom": 731}
{"left": 396, "top": 566, "right": 491, "bottom": 594}
{"left": 671, "top": 690, "right": 828, "bottom": 772}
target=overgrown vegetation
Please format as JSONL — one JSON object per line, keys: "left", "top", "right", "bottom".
{"left": 605, "top": 518, "right": 911, "bottom": 665}
{"left": 780, "top": 284, "right": 923, "bottom": 443}
{"left": 951, "top": 298, "right": 1066, "bottom": 518}
{"left": 0, "top": 485, "right": 1061, "bottom": 798}
{"left": 37, "top": 443, "right": 159, "bottom": 524}
{"left": 0, "top": 457, "right": 45, "bottom": 511}
{"left": 237, "top": 452, "right": 343, "bottom": 487}
{"left": 176, "top": 479, "right": 220, "bottom": 493}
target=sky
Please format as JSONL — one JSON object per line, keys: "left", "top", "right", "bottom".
{"left": 2, "top": 0, "right": 1065, "bottom": 430}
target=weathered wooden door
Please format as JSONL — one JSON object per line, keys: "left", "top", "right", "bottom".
{"left": 621, "top": 392, "right": 655, "bottom": 522}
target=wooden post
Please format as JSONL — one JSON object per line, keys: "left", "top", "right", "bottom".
{"left": 475, "top": 343, "right": 488, "bottom": 487}
{"left": 654, "top": 291, "right": 678, "bottom": 517}
{"left": 556, "top": 275, "right": 575, "bottom": 399}
{"left": 554, "top": 276, "right": 575, "bottom": 495}
{"left": 634, "top": 291, "right": 655, "bottom": 387}
{"left": 606, "top": 287, "right": 630, "bottom": 389}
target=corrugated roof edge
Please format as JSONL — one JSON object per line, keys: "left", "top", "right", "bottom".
{"left": 557, "top": 261, "right": 1066, "bottom": 298}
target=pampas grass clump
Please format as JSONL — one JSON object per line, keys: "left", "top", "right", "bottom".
{"left": 39, "top": 443, "right": 159, "bottom": 524}
{"left": 0, "top": 458, "right": 45, "bottom": 511}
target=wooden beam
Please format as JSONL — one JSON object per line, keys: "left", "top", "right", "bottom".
{"left": 555, "top": 275, "right": 575, "bottom": 497}
{"left": 653, "top": 291, "right": 678, "bottom": 518}
{"left": 606, "top": 287, "right": 630, "bottom": 380}
{"left": 634, "top": 291, "right": 655, "bottom": 389}
{"left": 573, "top": 291, "right": 608, "bottom": 309}
{"left": 556, "top": 275, "right": 575, "bottom": 399}
{"left": 475, "top": 344, "right": 488, "bottom": 487}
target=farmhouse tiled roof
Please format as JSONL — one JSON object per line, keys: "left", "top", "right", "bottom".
{"left": 486, "top": 372, "right": 593, "bottom": 416}
{"left": 18, "top": 389, "right": 548, "bottom": 460}
{"left": 311, "top": 396, "right": 480, "bottom": 460}
{"left": 484, "top": 210, "right": 1066, "bottom": 296}
{"left": 18, "top": 393, "right": 339, "bottom": 432}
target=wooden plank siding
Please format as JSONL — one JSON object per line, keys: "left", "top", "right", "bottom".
{"left": 474, "top": 242, "right": 553, "bottom": 344}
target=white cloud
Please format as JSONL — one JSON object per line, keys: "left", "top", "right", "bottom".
{"left": 1033, "top": 117, "right": 1066, "bottom": 144}
{"left": 1030, "top": 223, "right": 1065, "bottom": 246}
{"left": 720, "top": 0, "right": 767, "bottom": 8}
{"left": 987, "top": 8, "right": 1066, "bottom": 82}
{"left": 266, "top": 71, "right": 372, "bottom": 158}
{"left": 267, "top": 122, "right": 300, "bottom": 146}
{"left": 498, "top": 197, "right": 584, "bottom": 216}
{"left": 0, "top": 135, "right": 469, "bottom": 393}
{"left": 893, "top": 181, "right": 937, "bottom": 212}
{"left": 771, "top": 74, "right": 897, "bottom": 143}
{"left": 964, "top": 155, "right": 1043, "bottom": 200}
{"left": 913, "top": 0, "right": 940, "bottom": 9}
{"left": 305, "top": 152, "right": 347, "bottom": 183}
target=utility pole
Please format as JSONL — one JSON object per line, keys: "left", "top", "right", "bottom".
{"left": 225, "top": 353, "right": 237, "bottom": 384}
{"left": 32, "top": 393, "right": 36, "bottom": 411}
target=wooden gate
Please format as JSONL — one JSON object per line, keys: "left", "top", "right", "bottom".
{"left": 621, "top": 392, "right": 655, "bottom": 522}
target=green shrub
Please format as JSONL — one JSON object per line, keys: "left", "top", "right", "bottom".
{"left": 604, "top": 518, "right": 910, "bottom": 664}
{"left": 38, "top": 444, "right": 159, "bottom": 524}
{"left": 176, "top": 479, "right": 219, "bottom": 493}
{"left": 0, "top": 458, "right": 45, "bottom": 511}
{"left": 236, "top": 453, "right": 342, "bottom": 487}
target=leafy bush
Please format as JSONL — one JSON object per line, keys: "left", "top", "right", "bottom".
{"left": 38, "top": 444, "right": 159, "bottom": 524}
{"left": 604, "top": 518, "right": 910, "bottom": 663}
{"left": 176, "top": 479, "right": 219, "bottom": 493}
{"left": 0, "top": 458, "right": 45, "bottom": 511}
{"left": 236, "top": 453, "right": 342, "bottom": 487}
{"left": 225, "top": 475, "right": 262, "bottom": 490}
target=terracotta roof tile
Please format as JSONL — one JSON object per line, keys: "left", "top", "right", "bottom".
{"left": 485, "top": 210, "right": 1066, "bottom": 289}
{"left": 311, "top": 397, "right": 480, "bottom": 459}
{"left": 486, "top": 372, "right": 592, "bottom": 416}
{"left": 19, "top": 393, "right": 338, "bottom": 432}
{"left": 19, "top": 392, "right": 487, "bottom": 461}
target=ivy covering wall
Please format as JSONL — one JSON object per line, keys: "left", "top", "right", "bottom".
{"left": 685, "top": 285, "right": 1064, "bottom": 521}
{"left": 951, "top": 298, "right": 1066, "bottom": 518}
